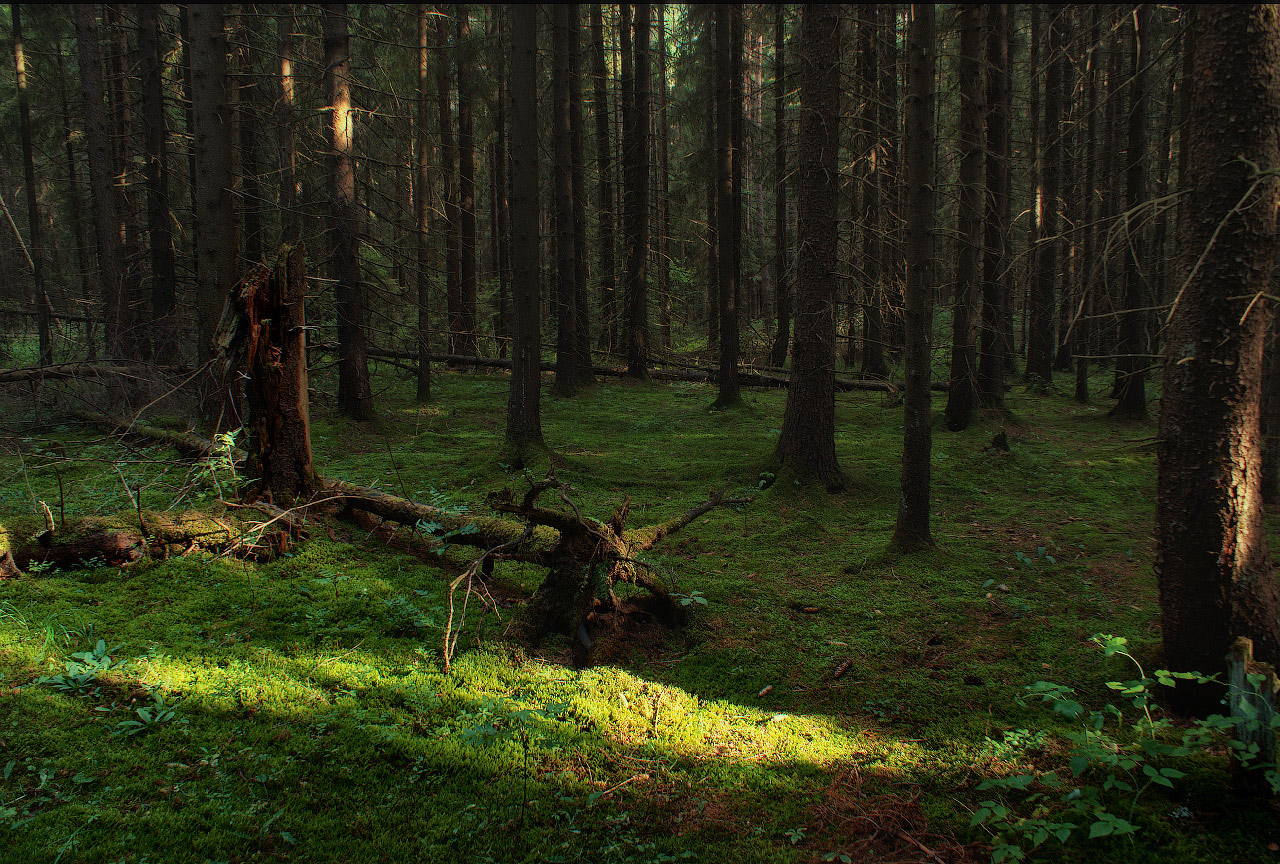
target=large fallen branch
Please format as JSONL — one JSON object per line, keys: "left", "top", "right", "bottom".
{"left": 69, "top": 409, "right": 247, "bottom": 463}
{"left": 0, "top": 361, "right": 190, "bottom": 385}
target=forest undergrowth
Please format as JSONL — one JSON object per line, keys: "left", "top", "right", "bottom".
{"left": 0, "top": 368, "right": 1275, "bottom": 864}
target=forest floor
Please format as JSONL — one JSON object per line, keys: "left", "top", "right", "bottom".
{"left": 0, "top": 367, "right": 1276, "bottom": 863}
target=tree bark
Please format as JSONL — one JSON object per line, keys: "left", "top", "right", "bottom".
{"left": 1157, "top": 4, "right": 1280, "bottom": 715}
{"left": 891, "top": 3, "right": 936, "bottom": 553}
{"left": 415, "top": 5, "right": 432, "bottom": 400}
{"left": 712, "top": 4, "right": 741, "bottom": 407}
{"left": 505, "top": 4, "right": 544, "bottom": 458}
{"left": 767, "top": 4, "right": 790, "bottom": 370}
{"left": 775, "top": 3, "right": 842, "bottom": 491}
{"left": 323, "top": 4, "right": 372, "bottom": 420}
{"left": 569, "top": 5, "right": 594, "bottom": 385}
{"left": 623, "top": 4, "right": 650, "bottom": 379}
{"left": 138, "top": 4, "right": 178, "bottom": 364}
{"left": 12, "top": 4, "right": 52, "bottom": 368}
{"left": 590, "top": 4, "right": 617, "bottom": 355}
{"left": 656, "top": 4, "right": 671, "bottom": 351}
{"left": 456, "top": 5, "right": 479, "bottom": 358}
{"left": 278, "top": 9, "right": 300, "bottom": 245}
{"left": 435, "top": 10, "right": 461, "bottom": 357}
{"left": 944, "top": 5, "right": 982, "bottom": 432}
{"left": 552, "top": 4, "right": 579, "bottom": 395}
{"left": 1075, "top": 5, "right": 1101, "bottom": 405}
{"left": 55, "top": 39, "right": 96, "bottom": 359}
{"left": 1026, "top": 7, "right": 1059, "bottom": 385}
{"left": 861, "top": 5, "right": 888, "bottom": 380}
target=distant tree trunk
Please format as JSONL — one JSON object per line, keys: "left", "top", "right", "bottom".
{"left": 569, "top": 5, "right": 594, "bottom": 384}
{"left": 623, "top": 3, "right": 650, "bottom": 379}
{"left": 493, "top": 12, "right": 511, "bottom": 360}
{"left": 944, "top": 5, "right": 982, "bottom": 432}
{"left": 232, "top": 10, "right": 263, "bottom": 266}
{"left": 1110, "top": 4, "right": 1151, "bottom": 420}
{"left": 705, "top": 122, "right": 719, "bottom": 354}
{"left": 891, "top": 3, "right": 935, "bottom": 553}
{"left": 323, "top": 4, "right": 372, "bottom": 420}
{"left": 12, "top": 4, "right": 51, "bottom": 367}
{"left": 712, "top": 4, "right": 741, "bottom": 407}
{"left": 656, "top": 4, "right": 671, "bottom": 351}
{"left": 776, "top": 3, "right": 842, "bottom": 491}
{"left": 138, "top": 4, "right": 177, "bottom": 364}
{"left": 179, "top": 5, "right": 199, "bottom": 291}
{"left": 415, "top": 4, "right": 431, "bottom": 400}
{"left": 861, "top": 5, "right": 888, "bottom": 379}
{"left": 104, "top": 4, "right": 142, "bottom": 361}
{"left": 188, "top": 4, "right": 238, "bottom": 418}
{"left": 56, "top": 39, "right": 95, "bottom": 359}
{"left": 506, "top": 4, "right": 544, "bottom": 456}
{"left": 456, "top": 5, "right": 479, "bottom": 358}
{"left": 1053, "top": 8, "right": 1077, "bottom": 373}
{"left": 552, "top": 3, "right": 579, "bottom": 394}
{"left": 767, "top": 4, "right": 790, "bottom": 369}
{"left": 1026, "top": 7, "right": 1059, "bottom": 385}
{"left": 590, "top": 4, "right": 616, "bottom": 354}
{"left": 1157, "top": 4, "right": 1280, "bottom": 714}
{"left": 436, "top": 11, "right": 461, "bottom": 356}
{"left": 1075, "top": 5, "right": 1101, "bottom": 404}
{"left": 278, "top": 9, "right": 299, "bottom": 245}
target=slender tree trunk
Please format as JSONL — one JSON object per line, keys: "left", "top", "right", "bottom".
{"left": 892, "top": 3, "right": 936, "bottom": 552}
{"left": 656, "top": 4, "right": 671, "bottom": 351}
{"left": 944, "top": 5, "right": 982, "bottom": 431}
{"left": 552, "top": 3, "right": 579, "bottom": 394}
{"left": 56, "top": 40, "right": 95, "bottom": 359}
{"left": 456, "top": 5, "right": 479, "bottom": 357}
{"left": 1111, "top": 4, "right": 1151, "bottom": 420}
{"left": 323, "top": 4, "right": 372, "bottom": 420}
{"left": 1026, "top": 7, "right": 1059, "bottom": 385}
{"left": 861, "top": 5, "right": 887, "bottom": 379}
{"left": 569, "top": 5, "right": 594, "bottom": 385}
{"left": 767, "top": 4, "right": 790, "bottom": 369}
{"left": 1075, "top": 5, "right": 1101, "bottom": 404}
{"left": 1054, "top": 8, "right": 1077, "bottom": 374}
{"left": 712, "top": 4, "right": 741, "bottom": 407}
{"left": 1157, "top": 4, "right": 1280, "bottom": 713}
{"left": 415, "top": 4, "right": 431, "bottom": 400}
{"left": 623, "top": 3, "right": 650, "bottom": 379}
{"left": 138, "top": 4, "right": 177, "bottom": 363}
{"left": 979, "top": 5, "right": 1010, "bottom": 408}
{"left": 233, "top": 10, "right": 263, "bottom": 265}
{"left": 494, "top": 12, "right": 511, "bottom": 360}
{"left": 436, "top": 11, "right": 461, "bottom": 357}
{"left": 104, "top": 4, "right": 142, "bottom": 361}
{"left": 12, "top": 4, "right": 51, "bottom": 367}
{"left": 590, "top": 4, "right": 616, "bottom": 354}
{"left": 506, "top": 4, "right": 544, "bottom": 456}
{"left": 776, "top": 3, "right": 842, "bottom": 491}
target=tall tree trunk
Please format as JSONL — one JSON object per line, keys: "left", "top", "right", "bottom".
{"left": 323, "top": 4, "right": 372, "bottom": 420}
{"left": 1157, "top": 4, "right": 1280, "bottom": 714}
{"left": 712, "top": 4, "right": 741, "bottom": 407}
{"left": 590, "top": 4, "right": 616, "bottom": 355}
{"left": 232, "top": 9, "right": 263, "bottom": 266}
{"left": 1110, "top": 4, "right": 1151, "bottom": 420}
{"left": 12, "top": 4, "right": 51, "bottom": 367}
{"left": 891, "top": 3, "right": 936, "bottom": 552}
{"left": 56, "top": 39, "right": 95, "bottom": 359}
{"left": 415, "top": 4, "right": 431, "bottom": 400}
{"left": 569, "top": 5, "right": 594, "bottom": 385}
{"left": 776, "top": 3, "right": 842, "bottom": 491}
{"left": 493, "top": 11, "right": 511, "bottom": 360}
{"left": 1026, "top": 6, "right": 1058, "bottom": 385}
{"left": 188, "top": 4, "right": 238, "bottom": 418}
{"left": 944, "top": 4, "right": 982, "bottom": 432}
{"left": 138, "top": 3, "right": 177, "bottom": 363}
{"left": 1054, "top": 8, "right": 1077, "bottom": 374}
{"left": 1075, "top": 5, "right": 1101, "bottom": 404}
{"left": 861, "top": 5, "right": 888, "bottom": 379}
{"left": 656, "top": 4, "right": 671, "bottom": 351}
{"left": 767, "top": 4, "right": 790, "bottom": 369}
{"left": 552, "top": 3, "right": 579, "bottom": 394}
{"left": 104, "top": 4, "right": 142, "bottom": 362}
{"left": 506, "top": 4, "right": 544, "bottom": 457}
{"left": 277, "top": 9, "right": 299, "bottom": 246}
{"left": 623, "top": 3, "right": 650, "bottom": 379}
{"left": 436, "top": 11, "right": 461, "bottom": 356}
{"left": 456, "top": 5, "right": 479, "bottom": 358}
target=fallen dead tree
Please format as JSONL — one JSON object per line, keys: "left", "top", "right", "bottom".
{"left": 69, "top": 409, "right": 247, "bottom": 463}
{"left": 0, "top": 360, "right": 190, "bottom": 386}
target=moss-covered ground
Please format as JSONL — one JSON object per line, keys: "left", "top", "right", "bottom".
{"left": 0, "top": 368, "right": 1275, "bottom": 863}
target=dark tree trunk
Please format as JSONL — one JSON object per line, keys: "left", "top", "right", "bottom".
{"left": 1263, "top": 319, "right": 1280, "bottom": 507}
{"left": 656, "top": 5, "right": 671, "bottom": 352}
{"left": 552, "top": 3, "right": 579, "bottom": 394}
{"left": 104, "top": 5, "right": 142, "bottom": 362}
{"left": 891, "top": 3, "right": 935, "bottom": 553}
{"left": 456, "top": 5, "right": 479, "bottom": 358}
{"left": 978, "top": 4, "right": 1010, "bottom": 408}
{"left": 12, "top": 4, "right": 51, "bottom": 367}
{"left": 75, "top": 6, "right": 127, "bottom": 361}
{"left": 1157, "top": 5, "right": 1280, "bottom": 715}
{"left": 569, "top": 5, "right": 594, "bottom": 385}
{"left": 415, "top": 4, "right": 431, "bottom": 400}
{"left": 1053, "top": 8, "right": 1077, "bottom": 374}
{"left": 506, "top": 4, "right": 544, "bottom": 457}
{"left": 712, "top": 4, "right": 741, "bottom": 408}
{"left": 1075, "top": 5, "right": 1101, "bottom": 404}
{"left": 1026, "top": 7, "right": 1059, "bottom": 385}
{"left": 776, "top": 3, "right": 842, "bottom": 491}
{"left": 860, "top": 5, "right": 888, "bottom": 379}
{"left": 278, "top": 9, "right": 299, "bottom": 245}
{"left": 767, "top": 4, "right": 790, "bottom": 369}
{"left": 138, "top": 4, "right": 177, "bottom": 364}
{"left": 944, "top": 5, "right": 982, "bottom": 432}
{"left": 436, "top": 11, "right": 461, "bottom": 357}
{"left": 590, "top": 4, "right": 616, "bottom": 354}
{"left": 188, "top": 4, "right": 238, "bottom": 418}
{"left": 232, "top": 10, "right": 262, "bottom": 266}
{"left": 623, "top": 4, "right": 650, "bottom": 379}
{"left": 323, "top": 4, "right": 372, "bottom": 420}
{"left": 55, "top": 40, "right": 95, "bottom": 359}
{"left": 1110, "top": 4, "right": 1151, "bottom": 420}
{"left": 493, "top": 12, "right": 511, "bottom": 360}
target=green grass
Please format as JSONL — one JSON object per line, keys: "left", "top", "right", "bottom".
{"left": 0, "top": 367, "right": 1271, "bottom": 864}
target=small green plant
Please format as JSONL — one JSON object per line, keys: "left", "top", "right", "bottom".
{"left": 822, "top": 852, "right": 852, "bottom": 863}
{"left": 784, "top": 826, "right": 807, "bottom": 845}
{"left": 36, "top": 638, "right": 122, "bottom": 697}
{"left": 203, "top": 428, "right": 243, "bottom": 501}
{"left": 672, "top": 590, "right": 708, "bottom": 607}
{"left": 112, "top": 691, "right": 185, "bottom": 737}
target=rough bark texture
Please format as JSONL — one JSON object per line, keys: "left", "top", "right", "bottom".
{"left": 978, "top": 3, "right": 1010, "bottom": 409}
{"left": 623, "top": 4, "right": 651, "bottom": 379}
{"left": 505, "top": 5, "right": 544, "bottom": 457}
{"left": 776, "top": 4, "right": 842, "bottom": 491}
{"left": 767, "top": 5, "right": 790, "bottom": 370}
{"left": 945, "top": 5, "right": 982, "bottom": 432}
{"left": 1157, "top": 4, "right": 1280, "bottom": 715}
{"left": 891, "top": 3, "right": 935, "bottom": 553}
{"left": 323, "top": 5, "right": 373, "bottom": 420}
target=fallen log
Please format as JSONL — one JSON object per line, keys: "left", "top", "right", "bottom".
{"left": 0, "top": 361, "right": 190, "bottom": 385}
{"left": 69, "top": 409, "right": 247, "bottom": 463}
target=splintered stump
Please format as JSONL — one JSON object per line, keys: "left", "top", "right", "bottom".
{"left": 329, "top": 475, "right": 749, "bottom": 654}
